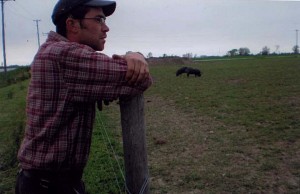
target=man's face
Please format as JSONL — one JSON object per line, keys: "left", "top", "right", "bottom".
{"left": 78, "top": 7, "right": 109, "bottom": 51}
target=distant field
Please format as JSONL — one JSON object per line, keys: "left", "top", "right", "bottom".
{"left": 0, "top": 56, "right": 299, "bottom": 193}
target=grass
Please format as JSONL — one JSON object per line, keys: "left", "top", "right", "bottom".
{"left": 0, "top": 79, "right": 28, "bottom": 193}
{"left": 0, "top": 67, "right": 30, "bottom": 88}
{"left": 83, "top": 110, "right": 125, "bottom": 194}
{"left": 149, "top": 56, "right": 300, "bottom": 139}
{"left": 0, "top": 55, "right": 299, "bottom": 193}
{"left": 145, "top": 55, "right": 300, "bottom": 193}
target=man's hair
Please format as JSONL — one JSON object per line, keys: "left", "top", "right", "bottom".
{"left": 56, "top": 6, "right": 91, "bottom": 37}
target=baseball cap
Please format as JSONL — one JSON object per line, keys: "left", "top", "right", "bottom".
{"left": 52, "top": 0, "right": 116, "bottom": 25}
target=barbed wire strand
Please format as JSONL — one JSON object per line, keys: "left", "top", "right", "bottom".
{"left": 95, "top": 110, "right": 149, "bottom": 194}
{"left": 95, "top": 112, "right": 125, "bottom": 193}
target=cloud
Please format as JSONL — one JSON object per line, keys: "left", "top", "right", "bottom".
{"left": 0, "top": 0, "right": 300, "bottom": 65}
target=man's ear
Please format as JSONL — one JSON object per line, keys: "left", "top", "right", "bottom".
{"left": 66, "top": 18, "right": 80, "bottom": 33}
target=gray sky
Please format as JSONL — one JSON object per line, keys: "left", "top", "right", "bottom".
{"left": 1, "top": 0, "right": 300, "bottom": 65}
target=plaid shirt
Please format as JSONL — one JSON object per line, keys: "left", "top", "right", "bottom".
{"left": 18, "top": 31, "right": 152, "bottom": 171}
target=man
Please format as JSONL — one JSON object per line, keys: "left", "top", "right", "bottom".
{"left": 15, "top": 0, "right": 152, "bottom": 193}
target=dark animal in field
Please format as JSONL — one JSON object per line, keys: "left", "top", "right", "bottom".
{"left": 176, "top": 67, "right": 188, "bottom": 76}
{"left": 176, "top": 67, "right": 201, "bottom": 77}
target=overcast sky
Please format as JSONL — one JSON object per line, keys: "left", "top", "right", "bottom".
{"left": 1, "top": 0, "right": 300, "bottom": 65}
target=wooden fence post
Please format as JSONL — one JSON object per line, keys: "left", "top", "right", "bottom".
{"left": 119, "top": 94, "right": 149, "bottom": 194}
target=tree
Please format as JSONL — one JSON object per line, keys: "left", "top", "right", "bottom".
{"left": 275, "top": 45, "right": 280, "bottom": 54}
{"left": 261, "top": 46, "right": 270, "bottom": 55}
{"left": 238, "top": 47, "right": 250, "bottom": 56}
{"left": 227, "top": 49, "right": 238, "bottom": 57}
{"left": 292, "top": 45, "right": 299, "bottom": 54}
{"left": 147, "top": 52, "right": 153, "bottom": 58}
{"left": 182, "top": 53, "right": 193, "bottom": 58}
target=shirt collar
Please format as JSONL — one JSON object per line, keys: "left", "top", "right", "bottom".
{"left": 47, "top": 31, "right": 69, "bottom": 42}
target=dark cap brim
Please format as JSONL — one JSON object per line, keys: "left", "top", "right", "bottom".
{"left": 85, "top": 0, "right": 116, "bottom": 17}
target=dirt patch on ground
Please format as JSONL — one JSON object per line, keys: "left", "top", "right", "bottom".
{"left": 225, "top": 78, "right": 247, "bottom": 85}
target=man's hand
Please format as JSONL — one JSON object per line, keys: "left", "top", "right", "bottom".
{"left": 113, "top": 52, "right": 150, "bottom": 85}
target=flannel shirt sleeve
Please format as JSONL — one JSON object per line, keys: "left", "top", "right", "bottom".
{"left": 57, "top": 43, "right": 152, "bottom": 102}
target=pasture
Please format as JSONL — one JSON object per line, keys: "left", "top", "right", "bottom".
{"left": 0, "top": 56, "right": 299, "bottom": 193}
{"left": 142, "top": 56, "right": 300, "bottom": 193}
{"left": 95, "top": 56, "right": 300, "bottom": 193}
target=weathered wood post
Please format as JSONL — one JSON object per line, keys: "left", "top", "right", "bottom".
{"left": 119, "top": 94, "right": 149, "bottom": 194}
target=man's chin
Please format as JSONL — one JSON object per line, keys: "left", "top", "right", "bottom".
{"left": 97, "top": 43, "right": 104, "bottom": 51}
{"left": 93, "top": 45, "right": 104, "bottom": 51}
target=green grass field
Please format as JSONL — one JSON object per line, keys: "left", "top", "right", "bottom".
{"left": 0, "top": 56, "right": 299, "bottom": 193}
{"left": 150, "top": 56, "right": 299, "bottom": 140}
{"left": 144, "top": 56, "right": 300, "bottom": 193}
{"left": 0, "top": 80, "right": 28, "bottom": 193}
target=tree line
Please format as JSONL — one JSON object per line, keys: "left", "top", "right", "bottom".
{"left": 227, "top": 45, "right": 299, "bottom": 57}
{"left": 146, "top": 44, "right": 299, "bottom": 59}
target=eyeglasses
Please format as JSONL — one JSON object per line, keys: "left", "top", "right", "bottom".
{"left": 81, "top": 16, "right": 106, "bottom": 25}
